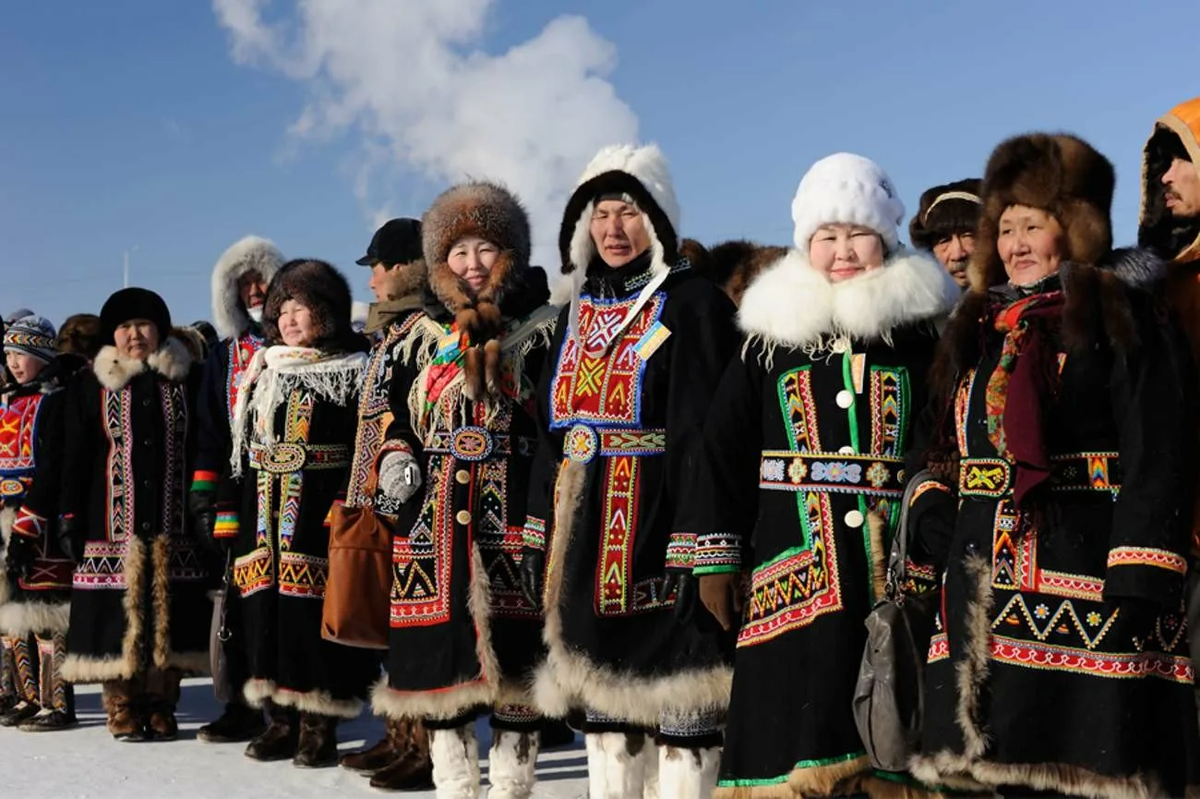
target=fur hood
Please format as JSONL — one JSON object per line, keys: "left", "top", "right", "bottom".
{"left": 557, "top": 144, "right": 681, "bottom": 304}
{"left": 970, "top": 133, "right": 1115, "bottom": 292}
{"left": 93, "top": 336, "right": 193, "bottom": 392}
{"left": 211, "top": 236, "right": 284, "bottom": 340}
{"left": 1138, "top": 98, "right": 1200, "bottom": 265}
{"left": 738, "top": 248, "right": 958, "bottom": 352}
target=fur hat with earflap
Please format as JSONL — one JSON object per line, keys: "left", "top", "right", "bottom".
{"left": 422, "top": 181, "right": 548, "bottom": 401}
{"left": 211, "top": 235, "right": 285, "bottom": 340}
{"left": 262, "top": 259, "right": 364, "bottom": 353}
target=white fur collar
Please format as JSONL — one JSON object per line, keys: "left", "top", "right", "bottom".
{"left": 737, "top": 248, "right": 958, "bottom": 351}
{"left": 93, "top": 336, "right": 193, "bottom": 391}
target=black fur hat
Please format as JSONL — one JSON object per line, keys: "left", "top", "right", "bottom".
{"left": 263, "top": 259, "right": 357, "bottom": 350}
{"left": 909, "top": 178, "right": 983, "bottom": 250}
{"left": 100, "top": 288, "right": 172, "bottom": 344}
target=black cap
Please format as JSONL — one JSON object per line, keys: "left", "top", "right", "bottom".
{"left": 356, "top": 218, "right": 423, "bottom": 266}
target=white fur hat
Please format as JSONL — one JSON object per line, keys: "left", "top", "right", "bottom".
{"left": 791, "top": 153, "right": 905, "bottom": 252}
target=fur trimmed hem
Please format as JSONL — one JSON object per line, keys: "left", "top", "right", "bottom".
{"left": 0, "top": 599, "right": 71, "bottom": 637}
{"left": 61, "top": 653, "right": 135, "bottom": 684}
{"left": 162, "top": 650, "right": 210, "bottom": 676}
{"left": 911, "top": 749, "right": 1168, "bottom": 799}
{"left": 243, "top": 678, "right": 362, "bottom": 719}
{"left": 370, "top": 675, "right": 496, "bottom": 722}
{"left": 714, "top": 754, "right": 873, "bottom": 799}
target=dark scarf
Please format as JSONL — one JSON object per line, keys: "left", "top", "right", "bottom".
{"left": 983, "top": 277, "right": 1066, "bottom": 507}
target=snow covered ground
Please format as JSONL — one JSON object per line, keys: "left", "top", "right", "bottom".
{"left": 5, "top": 678, "right": 588, "bottom": 799}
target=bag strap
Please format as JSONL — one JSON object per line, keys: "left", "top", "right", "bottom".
{"left": 217, "top": 548, "right": 233, "bottom": 642}
{"left": 884, "top": 468, "right": 936, "bottom": 601}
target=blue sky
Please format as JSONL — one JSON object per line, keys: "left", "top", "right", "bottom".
{"left": 2, "top": 0, "right": 1196, "bottom": 327}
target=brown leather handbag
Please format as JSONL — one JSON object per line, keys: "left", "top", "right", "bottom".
{"left": 321, "top": 470, "right": 394, "bottom": 650}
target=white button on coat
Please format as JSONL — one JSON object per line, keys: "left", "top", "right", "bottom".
{"left": 838, "top": 446, "right": 855, "bottom": 455}
{"left": 836, "top": 390, "right": 854, "bottom": 409}
{"left": 844, "top": 509, "right": 865, "bottom": 528}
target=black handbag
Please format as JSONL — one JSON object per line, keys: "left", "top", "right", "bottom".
{"left": 209, "top": 549, "right": 234, "bottom": 704}
{"left": 852, "top": 469, "right": 941, "bottom": 772}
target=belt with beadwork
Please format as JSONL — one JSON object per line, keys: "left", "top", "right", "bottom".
{"left": 562, "top": 424, "right": 666, "bottom": 464}
{"left": 758, "top": 451, "right": 906, "bottom": 497}
{"left": 958, "top": 452, "right": 1121, "bottom": 499}
{"left": 423, "top": 427, "right": 536, "bottom": 462}
{"left": 249, "top": 442, "right": 352, "bottom": 474}
{"left": 0, "top": 475, "right": 32, "bottom": 501}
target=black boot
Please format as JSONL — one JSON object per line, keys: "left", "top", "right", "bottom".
{"left": 244, "top": 702, "right": 299, "bottom": 762}
{"left": 293, "top": 712, "right": 339, "bottom": 768}
{"left": 540, "top": 718, "right": 577, "bottom": 750}
{"left": 198, "top": 701, "right": 267, "bottom": 743}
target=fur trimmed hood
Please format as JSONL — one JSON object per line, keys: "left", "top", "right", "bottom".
{"left": 1138, "top": 98, "right": 1200, "bottom": 265}
{"left": 738, "top": 248, "right": 958, "bottom": 351}
{"left": 92, "top": 336, "right": 194, "bottom": 392}
{"left": 557, "top": 144, "right": 681, "bottom": 302}
{"left": 211, "top": 235, "right": 284, "bottom": 340}
{"left": 970, "top": 133, "right": 1115, "bottom": 292}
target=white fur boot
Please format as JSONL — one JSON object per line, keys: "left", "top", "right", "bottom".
{"left": 487, "top": 729, "right": 540, "bottom": 799}
{"left": 585, "top": 731, "right": 651, "bottom": 799}
{"left": 643, "top": 740, "right": 661, "bottom": 799}
{"left": 431, "top": 725, "right": 482, "bottom": 799}
{"left": 658, "top": 745, "right": 721, "bottom": 799}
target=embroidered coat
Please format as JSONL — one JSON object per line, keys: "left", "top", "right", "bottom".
{"left": 910, "top": 256, "right": 1200, "bottom": 797}
{"left": 689, "top": 249, "right": 954, "bottom": 797}
{"left": 371, "top": 179, "right": 557, "bottom": 727}
{"left": 0, "top": 358, "right": 81, "bottom": 638}
{"left": 59, "top": 338, "right": 211, "bottom": 683}
{"left": 223, "top": 346, "right": 380, "bottom": 718}
{"left": 191, "top": 331, "right": 264, "bottom": 495}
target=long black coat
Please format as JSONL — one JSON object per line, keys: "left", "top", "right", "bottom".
{"left": 59, "top": 338, "right": 211, "bottom": 683}
{"left": 912, "top": 258, "right": 1200, "bottom": 797}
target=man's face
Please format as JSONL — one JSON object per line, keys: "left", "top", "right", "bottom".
{"left": 932, "top": 231, "right": 975, "bottom": 288}
{"left": 1163, "top": 157, "right": 1200, "bottom": 218}
{"left": 237, "top": 270, "right": 268, "bottom": 312}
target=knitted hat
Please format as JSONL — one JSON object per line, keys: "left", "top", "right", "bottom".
{"left": 3, "top": 314, "right": 58, "bottom": 364}
{"left": 100, "top": 287, "right": 172, "bottom": 344}
{"left": 791, "top": 153, "right": 905, "bottom": 252}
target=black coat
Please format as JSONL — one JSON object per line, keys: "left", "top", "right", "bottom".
{"left": 59, "top": 338, "right": 210, "bottom": 683}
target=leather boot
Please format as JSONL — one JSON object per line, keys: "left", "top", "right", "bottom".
{"left": 198, "top": 700, "right": 266, "bottom": 743}
{"left": 103, "top": 679, "right": 145, "bottom": 742}
{"left": 341, "top": 716, "right": 407, "bottom": 774}
{"left": 145, "top": 668, "right": 182, "bottom": 741}
{"left": 369, "top": 717, "right": 435, "bottom": 791}
{"left": 293, "top": 712, "right": 339, "bottom": 768}
{"left": 245, "top": 701, "right": 299, "bottom": 761}
{"left": 0, "top": 635, "right": 40, "bottom": 727}
{"left": 19, "top": 633, "right": 76, "bottom": 732}
{"left": 0, "top": 636, "right": 19, "bottom": 715}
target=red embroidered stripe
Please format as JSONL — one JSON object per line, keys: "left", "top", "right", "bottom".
{"left": 1106, "top": 546, "right": 1187, "bottom": 575}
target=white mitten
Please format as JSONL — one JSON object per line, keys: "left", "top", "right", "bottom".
{"left": 378, "top": 451, "right": 423, "bottom": 504}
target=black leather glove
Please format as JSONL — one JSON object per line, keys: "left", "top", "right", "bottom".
{"left": 663, "top": 572, "right": 697, "bottom": 623}
{"left": 520, "top": 550, "right": 545, "bottom": 609}
{"left": 188, "top": 490, "right": 220, "bottom": 553}
{"left": 56, "top": 516, "right": 82, "bottom": 563}
{"left": 4, "top": 534, "right": 35, "bottom": 580}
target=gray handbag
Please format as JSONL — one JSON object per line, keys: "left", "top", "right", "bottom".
{"left": 209, "top": 550, "right": 234, "bottom": 704}
{"left": 852, "top": 469, "right": 940, "bottom": 772}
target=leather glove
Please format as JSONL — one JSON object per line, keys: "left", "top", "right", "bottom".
{"left": 188, "top": 490, "right": 221, "bottom": 552}
{"left": 378, "top": 452, "right": 423, "bottom": 504}
{"left": 520, "top": 550, "right": 545, "bottom": 609}
{"left": 4, "top": 534, "right": 35, "bottom": 580}
{"left": 699, "top": 572, "right": 744, "bottom": 632}
{"left": 56, "top": 516, "right": 82, "bottom": 563}
{"left": 663, "top": 572, "right": 698, "bottom": 623}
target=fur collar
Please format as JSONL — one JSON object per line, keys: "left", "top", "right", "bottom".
{"left": 93, "top": 336, "right": 193, "bottom": 391}
{"left": 737, "top": 248, "right": 958, "bottom": 350}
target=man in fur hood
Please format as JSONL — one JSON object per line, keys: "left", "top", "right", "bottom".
{"left": 191, "top": 235, "right": 283, "bottom": 744}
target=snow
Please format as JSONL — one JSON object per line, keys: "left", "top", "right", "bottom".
{"left": 5, "top": 679, "right": 588, "bottom": 799}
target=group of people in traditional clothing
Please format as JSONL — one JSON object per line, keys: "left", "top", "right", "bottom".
{"left": 4, "top": 96, "right": 1200, "bottom": 799}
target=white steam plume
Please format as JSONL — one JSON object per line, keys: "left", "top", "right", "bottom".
{"left": 213, "top": 0, "right": 639, "bottom": 280}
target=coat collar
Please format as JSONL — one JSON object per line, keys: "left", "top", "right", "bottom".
{"left": 737, "top": 248, "right": 958, "bottom": 351}
{"left": 93, "top": 336, "right": 193, "bottom": 391}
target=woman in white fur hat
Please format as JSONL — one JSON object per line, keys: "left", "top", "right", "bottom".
{"left": 688, "top": 153, "right": 958, "bottom": 798}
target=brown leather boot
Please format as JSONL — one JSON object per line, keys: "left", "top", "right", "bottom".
{"left": 145, "top": 668, "right": 182, "bottom": 741}
{"left": 340, "top": 717, "right": 408, "bottom": 774}
{"left": 293, "top": 712, "right": 339, "bottom": 768}
{"left": 245, "top": 701, "right": 299, "bottom": 761}
{"left": 369, "top": 717, "right": 435, "bottom": 791}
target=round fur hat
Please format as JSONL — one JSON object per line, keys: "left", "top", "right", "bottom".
{"left": 262, "top": 259, "right": 355, "bottom": 350}
{"left": 909, "top": 178, "right": 983, "bottom": 250}
{"left": 100, "top": 287, "right": 172, "bottom": 344}
{"left": 969, "top": 133, "right": 1114, "bottom": 291}
{"left": 422, "top": 181, "right": 532, "bottom": 322}
{"left": 791, "top": 153, "right": 906, "bottom": 252}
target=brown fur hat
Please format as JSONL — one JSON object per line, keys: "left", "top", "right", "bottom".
{"left": 969, "top": 133, "right": 1115, "bottom": 291}
{"left": 909, "top": 178, "right": 983, "bottom": 250}
{"left": 421, "top": 181, "right": 534, "bottom": 400}
{"left": 55, "top": 313, "right": 103, "bottom": 359}
{"left": 263, "top": 259, "right": 357, "bottom": 350}
{"left": 708, "top": 240, "right": 789, "bottom": 307}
